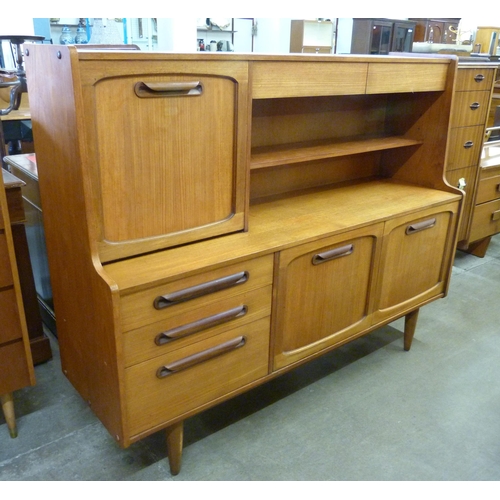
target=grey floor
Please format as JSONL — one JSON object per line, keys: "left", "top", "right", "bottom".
{"left": 2, "top": 235, "right": 500, "bottom": 481}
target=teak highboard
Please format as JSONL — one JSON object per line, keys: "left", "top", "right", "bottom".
{"left": 25, "top": 47, "right": 462, "bottom": 474}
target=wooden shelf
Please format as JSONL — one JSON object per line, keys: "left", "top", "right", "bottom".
{"left": 250, "top": 136, "right": 423, "bottom": 170}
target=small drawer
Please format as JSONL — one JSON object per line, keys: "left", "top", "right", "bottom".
{"left": 446, "top": 126, "right": 484, "bottom": 170}
{"left": 252, "top": 61, "right": 368, "bottom": 98}
{"left": 470, "top": 199, "right": 500, "bottom": 242}
{"left": 450, "top": 90, "right": 491, "bottom": 127}
{"left": 0, "top": 289, "right": 23, "bottom": 345}
{"left": 123, "top": 285, "right": 272, "bottom": 366}
{"left": 476, "top": 169, "right": 500, "bottom": 205}
{"left": 124, "top": 317, "right": 270, "bottom": 437}
{"left": 455, "top": 68, "right": 495, "bottom": 92}
{"left": 0, "top": 233, "right": 14, "bottom": 288}
{"left": 119, "top": 254, "right": 274, "bottom": 332}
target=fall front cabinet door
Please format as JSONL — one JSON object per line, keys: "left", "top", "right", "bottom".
{"left": 273, "top": 225, "right": 383, "bottom": 370}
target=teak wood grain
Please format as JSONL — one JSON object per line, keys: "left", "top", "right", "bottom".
{"left": 25, "top": 48, "right": 462, "bottom": 474}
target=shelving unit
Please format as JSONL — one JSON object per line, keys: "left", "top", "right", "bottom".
{"left": 25, "top": 48, "right": 461, "bottom": 475}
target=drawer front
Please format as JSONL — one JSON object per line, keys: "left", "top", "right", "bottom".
{"left": 366, "top": 62, "right": 449, "bottom": 94}
{"left": 125, "top": 317, "right": 270, "bottom": 437}
{"left": 0, "top": 289, "right": 23, "bottom": 344}
{"left": 251, "top": 61, "right": 368, "bottom": 98}
{"left": 455, "top": 68, "right": 495, "bottom": 92}
{"left": 0, "top": 233, "right": 14, "bottom": 288}
{"left": 123, "top": 285, "right": 272, "bottom": 366}
{"left": 476, "top": 170, "right": 500, "bottom": 205}
{"left": 120, "top": 255, "right": 274, "bottom": 332}
{"left": 446, "top": 126, "right": 484, "bottom": 171}
{"left": 450, "top": 90, "right": 491, "bottom": 127}
{"left": 470, "top": 199, "right": 500, "bottom": 242}
{"left": 0, "top": 340, "right": 31, "bottom": 395}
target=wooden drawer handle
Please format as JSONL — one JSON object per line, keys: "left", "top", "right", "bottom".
{"left": 492, "top": 210, "right": 500, "bottom": 222}
{"left": 474, "top": 74, "right": 485, "bottom": 83}
{"left": 312, "top": 244, "right": 354, "bottom": 265}
{"left": 134, "top": 81, "right": 203, "bottom": 98}
{"left": 405, "top": 218, "right": 436, "bottom": 235}
{"left": 155, "top": 305, "right": 248, "bottom": 345}
{"left": 469, "top": 102, "right": 480, "bottom": 111}
{"left": 463, "top": 141, "right": 474, "bottom": 149}
{"left": 497, "top": 184, "right": 500, "bottom": 193}
{"left": 156, "top": 336, "right": 246, "bottom": 378}
{"left": 154, "top": 272, "right": 249, "bottom": 309}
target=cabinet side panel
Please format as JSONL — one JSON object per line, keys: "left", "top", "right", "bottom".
{"left": 25, "top": 45, "right": 126, "bottom": 442}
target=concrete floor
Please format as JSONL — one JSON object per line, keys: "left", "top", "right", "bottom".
{"left": 1, "top": 234, "right": 500, "bottom": 481}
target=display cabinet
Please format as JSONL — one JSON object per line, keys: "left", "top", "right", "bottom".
{"left": 290, "top": 19, "right": 334, "bottom": 54}
{"left": 410, "top": 18, "right": 461, "bottom": 44}
{"left": 25, "top": 47, "right": 461, "bottom": 474}
{"left": 351, "top": 18, "right": 416, "bottom": 54}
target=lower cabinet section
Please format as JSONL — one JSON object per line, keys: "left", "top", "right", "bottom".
{"left": 125, "top": 317, "right": 270, "bottom": 437}
{"left": 273, "top": 204, "right": 458, "bottom": 370}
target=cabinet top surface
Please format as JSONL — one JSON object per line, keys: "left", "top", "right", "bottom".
{"left": 70, "top": 48, "right": 456, "bottom": 65}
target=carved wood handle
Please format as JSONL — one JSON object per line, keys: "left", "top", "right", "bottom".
{"left": 156, "top": 336, "right": 246, "bottom": 378}
{"left": 155, "top": 305, "right": 248, "bottom": 345}
{"left": 154, "top": 272, "right": 249, "bottom": 309}
{"left": 406, "top": 218, "right": 436, "bottom": 235}
{"left": 312, "top": 244, "right": 354, "bottom": 265}
{"left": 134, "top": 81, "right": 203, "bottom": 98}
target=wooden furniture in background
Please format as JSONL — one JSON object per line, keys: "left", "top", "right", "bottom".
{"left": 1, "top": 169, "right": 35, "bottom": 438}
{"left": 410, "top": 18, "right": 461, "bottom": 44}
{"left": 4, "top": 154, "right": 56, "bottom": 337}
{"left": 351, "top": 19, "right": 416, "bottom": 55}
{"left": 445, "top": 63, "right": 499, "bottom": 256}
{"left": 2, "top": 164, "right": 52, "bottom": 363}
{"left": 468, "top": 143, "right": 500, "bottom": 247}
{"left": 289, "top": 19, "right": 334, "bottom": 54}
{"left": 474, "top": 27, "right": 500, "bottom": 56}
{"left": 25, "top": 47, "right": 461, "bottom": 474}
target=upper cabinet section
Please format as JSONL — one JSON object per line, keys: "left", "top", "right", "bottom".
{"left": 25, "top": 48, "right": 250, "bottom": 263}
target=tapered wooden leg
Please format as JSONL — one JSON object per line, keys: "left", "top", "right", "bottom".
{"left": 1, "top": 393, "right": 18, "bottom": 438}
{"left": 166, "top": 421, "right": 184, "bottom": 476}
{"left": 404, "top": 309, "right": 420, "bottom": 351}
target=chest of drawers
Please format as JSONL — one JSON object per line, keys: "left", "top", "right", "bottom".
{"left": 0, "top": 170, "right": 35, "bottom": 438}
{"left": 445, "top": 63, "right": 498, "bottom": 254}
{"left": 26, "top": 48, "right": 461, "bottom": 474}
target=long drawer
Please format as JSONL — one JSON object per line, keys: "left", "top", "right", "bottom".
{"left": 470, "top": 198, "right": 500, "bottom": 242}
{"left": 476, "top": 167, "right": 500, "bottom": 205}
{"left": 125, "top": 317, "right": 270, "bottom": 437}
{"left": 119, "top": 255, "right": 274, "bottom": 332}
{"left": 123, "top": 285, "right": 272, "bottom": 366}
